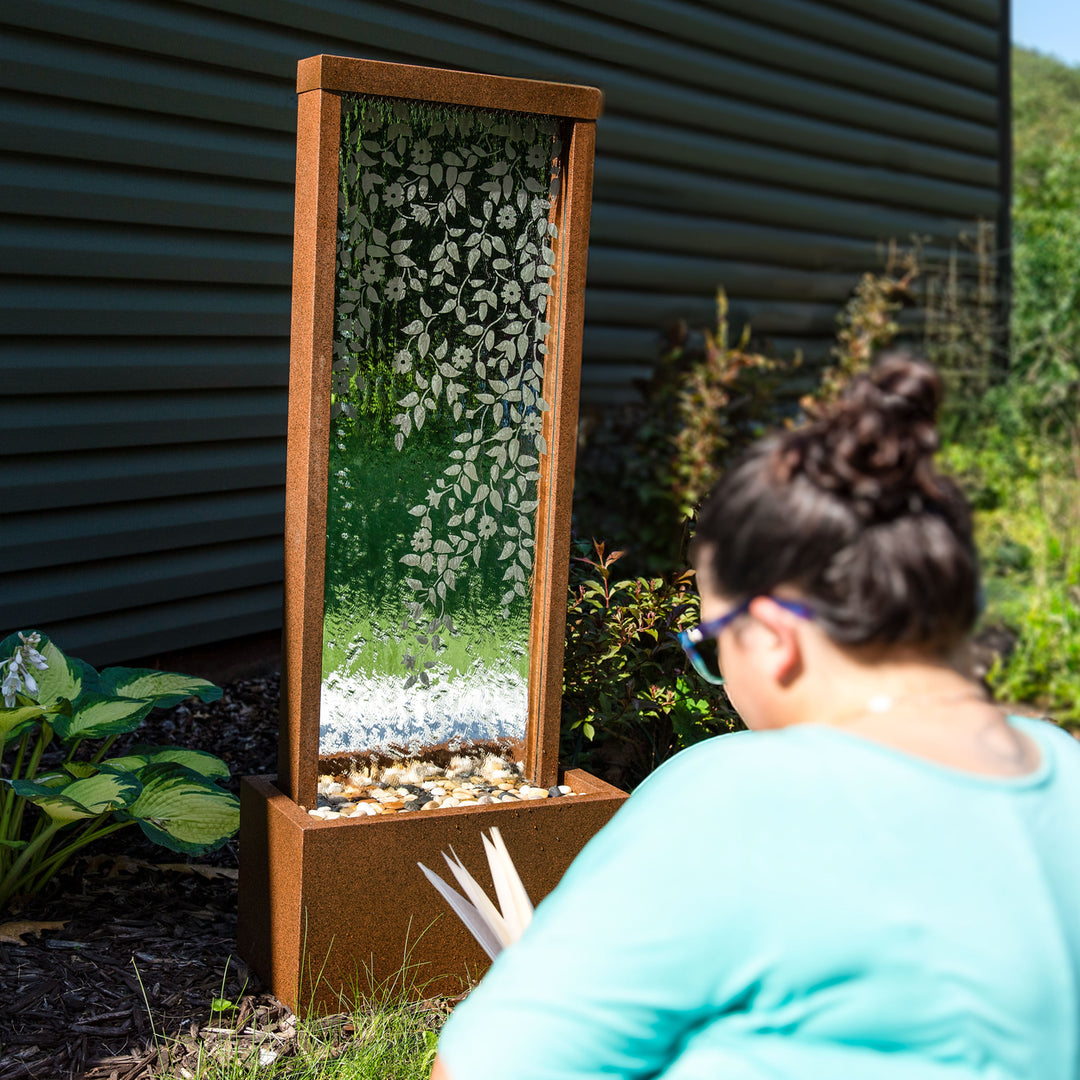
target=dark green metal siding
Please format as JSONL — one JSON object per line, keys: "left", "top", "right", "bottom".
{"left": 0, "top": 0, "right": 1007, "bottom": 663}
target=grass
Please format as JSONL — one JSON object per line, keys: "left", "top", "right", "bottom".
{"left": 142, "top": 952, "right": 452, "bottom": 1080}
{"left": 159, "top": 998, "right": 440, "bottom": 1079}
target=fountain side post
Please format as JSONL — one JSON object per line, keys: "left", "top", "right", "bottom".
{"left": 239, "top": 56, "right": 628, "bottom": 1015}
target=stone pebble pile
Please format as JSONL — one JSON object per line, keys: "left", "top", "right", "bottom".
{"left": 308, "top": 752, "right": 580, "bottom": 820}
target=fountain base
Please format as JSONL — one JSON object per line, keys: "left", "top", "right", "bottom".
{"left": 237, "top": 767, "right": 627, "bottom": 1015}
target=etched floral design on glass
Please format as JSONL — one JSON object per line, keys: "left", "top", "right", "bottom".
{"left": 321, "top": 97, "right": 563, "bottom": 756}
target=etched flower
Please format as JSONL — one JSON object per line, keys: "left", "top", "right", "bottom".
{"left": 501, "top": 281, "right": 522, "bottom": 305}
{"left": 496, "top": 205, "right": 517, "bottom": 230}
{"left": 385, "top": 277, "right": 406, "bottom": 302}
{"left": 384, "top": 182, "right": 405, "bottom": 208}
{"left": 478, "top": 515, "right": 498, "bottom": 539}
{"left": 393, "top": 350, "right": 412, "bottom": 374}
{"left": 413, "top": 139, "right": 432, "bottom": 164}
{"left": 527, "top": 144, "right": 547, "bottom": 168}
{"left": 362, "top": 260, "right": 385, "bottom": 284}
{"left": 362, "top": 114, "right": 382, "bottom": 132}
{"left": 523, "top": 413, "right": 543, "bottom": 436}
{"left": 452, "top": 345, "right": 472, "bottom": 367}
{"left": 426, "top": 487, "right": 443, "bottom": 507}
{"left": 411, "top": 527, "right": 432, "bottom": 553}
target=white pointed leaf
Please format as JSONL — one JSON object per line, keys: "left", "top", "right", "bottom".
{"left": 418, "top": 862, "right": 504, "bottom": 961}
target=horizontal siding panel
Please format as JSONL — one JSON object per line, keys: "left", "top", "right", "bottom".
{"left": 582, "top": 327, "right": 662, "bottom": 364}
{"left": 3, "top": 0, "right": 334, "bottom": 83}
{"left": 0, "top": 27, "right": 296, "bottom": 132}
{"left": 2, "top": 440, "right": 286, "bottom": 514}
{"left": 0, "top": 280, "right": 291, "bottom": 336}
{"left": 1, "top": 339, "right": 288, "bottom": 393}
{"left": 1, "top": 216, "right": 291, "bottom": 285}
{"left": 1, "top": 390, "right": 288, "bottom": 454}
{"left": 405, "top": 0, "right": 998, "bottom": 130}
{"left": 4, "top": 12, "right": 997, "bottom": 186}
{"left": 6, "top": 0, "right": 998, "bottom": 110}
{"left": 587, "top": 247, "right": 859, "bottom": 301}
{"left": 584, "top": 291, "right": 845, "bottom": 337}
{"left": 559, "top": 0, "right": 995, "bottom": 110}
{"left": 0, "top": 92, "right": 296, "bottom": 182}
{"left": 0, "top": 153, "right": 293, "bottom": 234}
{"left": 702, "top": 0, "right": 998, "bottom": 61}
{"left": 594, "top": 158, "right": 993, "bottom": 243}
{"left": 817, "top": 0, "right": 998, "bottom": 37}
{"left": 173, "top": 0, "right": 1003, "bottom": 177}
{"left": 21, "top": 585, "right": 284, "bottom": 667}
{"left": 589, "top": 204, "right": 961, "bottom": 273}
{"left": 2, "top": 538, "right": 284, "bottom": 627}
{"left": 1, "top": 490, "right": 286, "bottom": 573}
{"left": 597, "top": 116, "right": 999, "bottom": 218}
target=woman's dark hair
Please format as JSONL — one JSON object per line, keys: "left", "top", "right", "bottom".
{"left": 692, "top": 351, "right": 978, "bottom": 653}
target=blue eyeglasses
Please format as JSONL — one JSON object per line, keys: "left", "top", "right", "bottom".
{"left": 677, "top": 597, "right": 815, "bottom": 685}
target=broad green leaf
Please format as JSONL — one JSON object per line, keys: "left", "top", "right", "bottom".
{"left": 104, "top": 746, "right": 230, "bottom": 780}
{"left": 99, "top": 753, "right": 149, "bottom": 773}
{"left": 97, "top": 668, "right": 222, "bottom": 709}
{"left": 28, "top": 639, "right": 77, "bottom": 706}
{"left": 52, "top": 693, "right": 153, "bottom": 741}
{"left": 0, "top": 704, "right": 46, "bottom": 745}
{"left": 63, "top": 762, "right": 98, "bottom": 779}
{"left": 121, "top": 764, "right": 239, "bottom": 856}
{"left": 14, "top": 772, "right": 141, "bottom": 823}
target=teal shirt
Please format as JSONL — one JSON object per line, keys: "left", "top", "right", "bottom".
{"left": 438, "top": 717, "right": 1080, "bottom": 1079}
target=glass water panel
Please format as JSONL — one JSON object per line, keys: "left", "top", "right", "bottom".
{"left": 320, "top": 96, "right": 562, "bottom": 756}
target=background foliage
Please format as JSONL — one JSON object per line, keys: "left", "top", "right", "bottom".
{"left": 564, "top": 50, "right": 1080, "bottom": 784}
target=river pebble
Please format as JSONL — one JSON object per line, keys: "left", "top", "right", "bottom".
{"left": 309, "top": 753, "right": 584, "bottom": 820}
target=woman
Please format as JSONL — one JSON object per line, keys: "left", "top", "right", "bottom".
{"left": 432, "top": 354, "right": 1080, "bottom": 1079}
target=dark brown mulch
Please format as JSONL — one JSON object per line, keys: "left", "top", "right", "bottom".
{"left": 0, "top": 675, "right": 285, "bottom": 1080}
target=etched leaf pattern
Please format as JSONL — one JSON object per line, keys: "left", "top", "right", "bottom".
{"left": 332, "top": 98, "right": 561, "bottom": 689}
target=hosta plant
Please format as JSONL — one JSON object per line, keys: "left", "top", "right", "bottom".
{"left": 0, "top": 630, "right": 239, "bottom": 910}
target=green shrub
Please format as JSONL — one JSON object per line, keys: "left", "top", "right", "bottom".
{"left": 0, "top": 631, "right": 239, "bottom": 910}
{"left": 561, "top": 540, "right": 739, "bottom": 789}
{"left": 941, "top": 415, "right": 1080, "bottom": 724}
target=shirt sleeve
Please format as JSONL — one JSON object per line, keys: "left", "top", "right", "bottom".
{"left": 436, "top": 742, "right": 748, "bottom": 1080}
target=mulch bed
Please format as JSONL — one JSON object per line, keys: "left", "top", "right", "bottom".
{"left": 0, "top": 674, "right": 317, "bottom": 1080}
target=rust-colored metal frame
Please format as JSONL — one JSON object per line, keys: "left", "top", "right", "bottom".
{"left": 242, "top": 57, "right": 620, "bottom": 1016}
{"left": 280, "top": 56, "right": 603, "bottom": 806}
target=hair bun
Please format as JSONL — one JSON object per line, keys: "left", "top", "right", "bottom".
{"left": 786, "top": 351, "right": 945, "bottom": 521}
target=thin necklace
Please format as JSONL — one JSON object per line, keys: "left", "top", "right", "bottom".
{"left": 838, "top": 690, "right": 1035, "bottom": 772}
{"left": 863, "top": 689, "right": 990, "bottom": 715}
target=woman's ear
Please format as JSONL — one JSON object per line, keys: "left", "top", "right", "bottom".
{"left": 745, "top": 596, "right": 804, "bottom": 687}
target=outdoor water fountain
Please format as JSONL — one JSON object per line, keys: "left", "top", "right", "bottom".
{"left": 238, "top": 56, "right": 627, "bottom": 1015}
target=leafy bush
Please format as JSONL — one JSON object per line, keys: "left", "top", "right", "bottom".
{"left": 940, "top": 409, "right": 1080, "bottom": 723}
{"left": 561, "top": 540, "right": 739, "bottom": 789}
{"left": 573, "top": 292, "right": 795, "bottom": 576}
{"left": 0, "top": 631, "right": 239, "bottom": 910}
